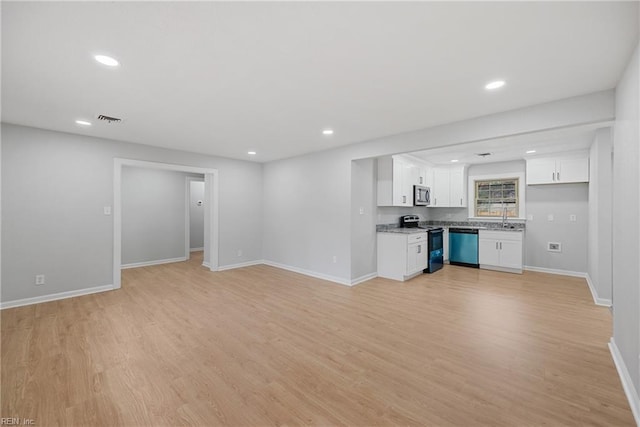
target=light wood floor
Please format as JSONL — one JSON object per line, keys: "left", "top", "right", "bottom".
{"left": 2, "top": 252, "right": 634, "bottom": 426}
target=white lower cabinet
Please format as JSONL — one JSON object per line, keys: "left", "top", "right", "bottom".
{"left": 377, "top": 232, "right": 428, "bottom": 281}
{"left": 478, "top": 230, "right": 523, "bottom": 273}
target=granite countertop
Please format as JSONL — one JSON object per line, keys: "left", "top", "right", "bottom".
{"left": 378, "top": 227, "right": 429, "bottom": 234}
{"left": 377, "top": 220, "right": 525, "bottom": 233}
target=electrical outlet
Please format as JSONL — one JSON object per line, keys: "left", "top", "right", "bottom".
{"left": 237, "top": 249, "right": 243, "bottom": 257}
{"left": 548, "top": 242, "right": 562, "bottom": 252}
{"left": 103, "top": 206, "right": 111, "bottom": 215}
{"left": 547, "top": 214, "right": 554, "bottom": 221}
{"left": 527, "top": 214, "right": 534, "bottom": 221}
{"left": 569, "top": 214, "right": 577, "bottom": 222}
{"left": 332, "top": 256, "right": 337, "bottom": 264}
{"left": 35, "top": 274, "right": 45, "bottom": 286}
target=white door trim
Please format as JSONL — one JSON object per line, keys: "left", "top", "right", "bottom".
{"left": 113, "top": 159, "right": 219, "bottom": 289}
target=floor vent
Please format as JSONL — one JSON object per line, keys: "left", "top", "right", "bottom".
{"left": 96, "top": 114, "right": 122, "bottom": 123}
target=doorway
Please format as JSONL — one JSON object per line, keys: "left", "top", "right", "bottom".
{"left": 113, "top": 159, "right": 219, "bottom": 289}
{"left": 186, "top": 176, "right": 205, "bottom": 258}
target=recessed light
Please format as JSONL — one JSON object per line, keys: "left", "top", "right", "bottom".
{"left": 322, "top": 129, "right": 334, "bottom": 135}
{"left": 485, "top": 80, "right": 505, "bottom": 90}
{"left": 526, "top": 150, "right": 536, "bottom": 154}
{"left": 75, "top": 120, "right": 92, "bottom": 126}
{"left": 451, "top": 159, "right": 459, "bottom": 163}
{"left": 94, "top": 55, "right": 119, "bottom": 67}
{"left": 248, "top": 151, "right": 256, "bottom": 155}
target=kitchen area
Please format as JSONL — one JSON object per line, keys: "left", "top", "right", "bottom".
{"left": 372, "top": 131, "right": 594, "bottom": 283}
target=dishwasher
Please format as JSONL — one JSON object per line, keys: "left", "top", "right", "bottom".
{"left": 449, "top": 228, "right": 479, "bottom": 268}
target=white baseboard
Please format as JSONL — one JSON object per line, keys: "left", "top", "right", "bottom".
{"left": 202, "top": 261, "right": 211, "bottom": 269}
{"left": 190, "top": 247, "right": 204, "bottom": 252}
{"left": 524, "top": 265, "right": 586, "bottom": 278}
{"left": 218, "top": 260, "right": 265, "bottom": 271}
{"left": 121, "top": 257, "right": 187, "bottom": 269}
{"left": 351, "top": 272, "right": 377, "bottom": 286}
{"left": 585, "top": 274, "right": 612, "bottom": 307}
{"left": 263, "top": 260, "right": 352, "bottom": 286}
{"left": 523, "top": 266, "right": 612, "bottom": 307}
{"left": 0, "top": 284, "right": 115, "bottom": 310}
{"left": 609, "top": 338, "right": 640, "bottom": 425}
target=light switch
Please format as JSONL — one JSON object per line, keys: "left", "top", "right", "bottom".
{"left": 527, "top": 214, "right": 534, "bottom": 221}
{"left": 547, "top": 214, "right": 554, "bottom": 221}
{"left": 104, "top": 206, "right": 112, "bottom": 215}
{"left": 359, "top": 207, "right": 364, "bottom": 215}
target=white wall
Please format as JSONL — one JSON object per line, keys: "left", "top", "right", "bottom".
{"left": 262, "top": 91, "right": 614, "bottom": 283}
{"left": 350, "top": 159, "right": 377, "bottom": 281}
{"left": 612, "top": 43, "right": 640, "bottom": 405}
{"left": 189, "top": 180, "right": 205, "bottom": 250}
{"left": 121, "top": 167, "right": 191, "bottom": 265}
{"left": 1, "top": 124, "right": 263, "bottom": 304}
{"left": 262, "top": 148, "right": 352, "bottom": 282}
{"left": 524, "top": 183, "right": 589, "bottom": 273}
{"left": 587, "top": 128, "right": 613, "bottom": 303}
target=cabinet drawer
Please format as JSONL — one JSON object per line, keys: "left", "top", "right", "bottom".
{"left": 407, "top": 233, "right": 427, "bottom": 243}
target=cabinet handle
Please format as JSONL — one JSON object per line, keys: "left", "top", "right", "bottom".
{"left": 460, "top": 198, "right": 463, "bottom": 206}
{"left": 403, "top": 195, "right": 406, "bottom": 204}
{"left": 417, "top": 245, "right": 422, "bottom": 254}
{"left": 420, "top": 177, "right": 423, "bottom": 184}
{"left": 552, "top": 172, "right": 555, "bottom": 181}
{"left": 557, "top": 172, "right": 560, "bottom": 181}
{"left": 434, "top": 198, "right": 437, "bottom": 205}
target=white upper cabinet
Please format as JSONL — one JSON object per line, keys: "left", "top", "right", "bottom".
{"left": 430, "top": 165, "right": 467, "bottom": 208}
{"left": 378, "top": 155, "right": 418, "bottom": 207}
{"left": 449, "top": 166, "right": 467, "bottom": 208}
{"left": 432, "top": 168, "right": 450, "bottom": 207}
{"left": 526, "top": 153, "right": 589, "bottom": 185}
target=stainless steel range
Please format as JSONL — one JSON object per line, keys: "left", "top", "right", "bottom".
{"left": 399, "top": 215, "right": 444, "bottom": 273}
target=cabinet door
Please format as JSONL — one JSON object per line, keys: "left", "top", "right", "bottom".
{"left": 557, "top": 157, "right": 589, "bottom": 183}
{"left": 417, "top": 242, "right": 429, "bottom": 272}
{"left": 392, "top": 157, "right": 404, "bottom": 206}
{"left": 499, "top": 240, "right": 523, "bottom": 269}
{"left": 449, "top": 166, "right": 466, "bottom": 207}
{"left": 406, "top": 243, "right": 421, "bottom": 274}
{"left": 479, "top": 238, "right": 500, "bottom": 266}
{"left": 526, "top": 159, "right": 556, "bottom": 185}
{"left": 402, "top": 163, "right": 418, "bottom": 206}
{"left": 432, "top": 168, "right": 450, "bottom": 207}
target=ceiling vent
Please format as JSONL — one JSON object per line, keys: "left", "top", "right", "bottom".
{"left": 96, "top": 114, "right": 122, "bottom": 124}
{"left": 476, "top": 152, "right": 492, "bottom": 158}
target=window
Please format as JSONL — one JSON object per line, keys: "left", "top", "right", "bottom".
{"left": 475, "top": 178, "right": 519, "bottom": 218}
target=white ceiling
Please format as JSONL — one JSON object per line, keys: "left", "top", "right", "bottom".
{"left": 2, "top": 2, "right": 638, "bottom": 162}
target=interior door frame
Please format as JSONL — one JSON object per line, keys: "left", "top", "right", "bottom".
{"left": 113, "top": 158, "right": 219, "bottom": 289}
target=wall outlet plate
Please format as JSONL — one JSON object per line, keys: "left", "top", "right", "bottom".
{"left": 547, "top": 214, "right": 554, "bottom": 221}
{"left": 547, "top": 242, "right": 562, "bottom": 252}
{"left": 35, "top": 274, "right": 45, "bottom": 285}
{"left": 569, "top": 214, "right": 577, "bottom": 222}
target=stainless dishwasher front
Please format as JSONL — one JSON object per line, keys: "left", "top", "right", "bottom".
{"left": 449, "top": 228, "right": 479, "bottom": 268}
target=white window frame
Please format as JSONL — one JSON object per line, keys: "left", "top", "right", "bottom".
{"left": 467, "top": 172, "right": 526, "bottom": 220}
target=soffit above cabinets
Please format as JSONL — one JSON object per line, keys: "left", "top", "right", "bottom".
{"left": 408, "top": 124, "right": 604, "bottom": 166}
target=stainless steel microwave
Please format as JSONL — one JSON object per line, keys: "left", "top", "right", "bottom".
{"left": 414, "top": 185, "right": 431, "bottom": 206}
